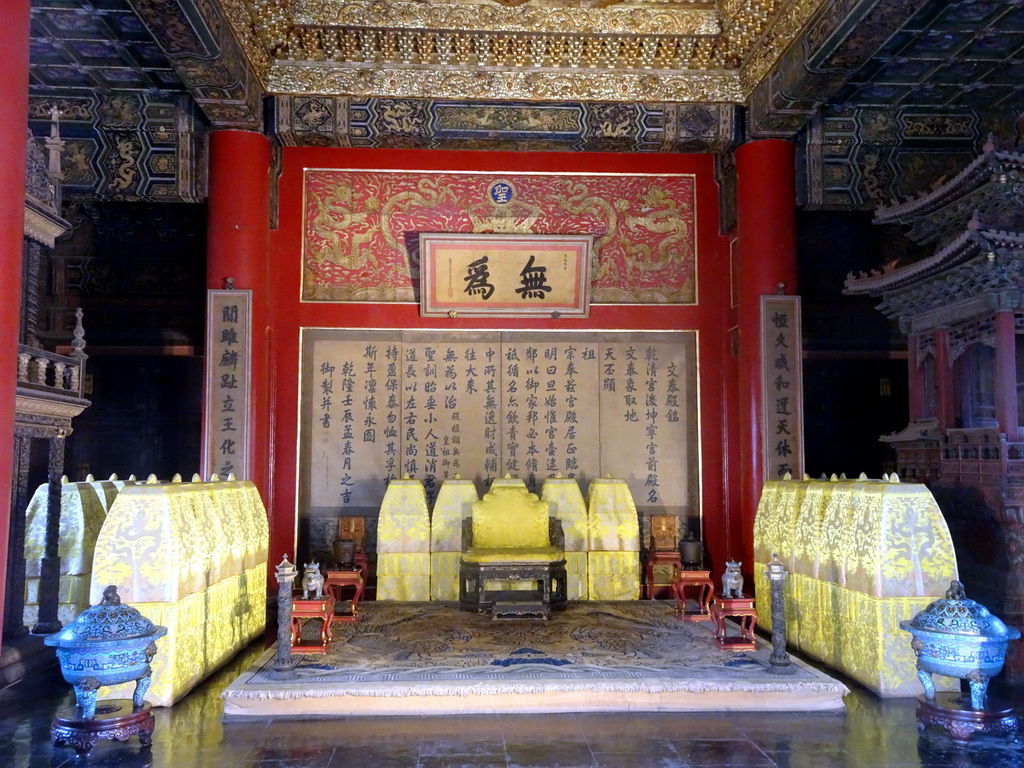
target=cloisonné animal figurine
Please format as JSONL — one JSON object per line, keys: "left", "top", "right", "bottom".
{"left": 302, "top": 561, "right": 324, "bottom": 599}
{"left": 721, "top": 560, "right": 744, "bottom": 598}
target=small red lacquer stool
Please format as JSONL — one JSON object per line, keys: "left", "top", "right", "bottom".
{"left": 710, "top": 595, "right": 758, "bottom": 651}
{"left": 290, "top": 594, "right": 336, "bottom": 653}
{"left": 324, "top": 569, "right": 365, "bottom": 621}
{"left": 671, "top": 568, "right": 714, "bottom": 621}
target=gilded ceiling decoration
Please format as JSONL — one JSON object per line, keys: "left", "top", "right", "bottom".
{"left": 221, "top": 0, "right": 827, "bottom": 103}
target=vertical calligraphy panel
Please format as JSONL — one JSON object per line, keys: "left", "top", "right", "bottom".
{"left": 302, "top": 331, "right": 401, "bottom": 513}
{"left": 598, "top": 333, "right": 698, "bottom": 518}
{"left": 401, "top": 333, "right": 495, "bottom": 505}
{"left": 203, "top": 290, "right": 251, "bottom": 480}
{"left": 299, "top": 330, "right": 701, "bottom": 549}
{"left": 501, "top": 335, "right": 600, "bottom": 494}
{"left": 760, "top": 296, "right": 804, "bottom": 480}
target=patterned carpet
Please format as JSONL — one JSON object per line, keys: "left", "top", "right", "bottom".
{"left": 222, "top": 602, "right": 849, "bottom": 716}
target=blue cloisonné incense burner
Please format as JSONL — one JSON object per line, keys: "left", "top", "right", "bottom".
{"left": 45, "top": 585, "right": 166, "bottom": 719}
{"left": 900, "top": 580, "right": 1020, "bottom": 709}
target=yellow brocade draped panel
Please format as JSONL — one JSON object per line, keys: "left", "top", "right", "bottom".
{"left": 90, "top": 480, "right": 268, "bottom": 706}
{"left": 586, "top": 478, "right": 640, "bottom": 552}
{"left": 429, "top": 479, "right": 478, "bottom": 601}
{"left": 377, "top": 479, "right": 430, "bottom": 554}
{"left": 565, "top": 552, "right": 589, "bottom": 601}
{"left": 752, "top": 477, "right": 959, "bottom": 697}
{"left": 585, "top": 478, "right": 639, "bottom": 601}
{"left": 432, "top": 480, "right": 478, "bottom": 552}
{"left": 541, "top": 478, "right": 589, "bottom": 552}
{"left": 430, "top": 552, "right": 461, "bottom": 601}
{"left": 377, "top": 478, "right": 431, "bottom": 601}
{"left": 542, "top": 479, "right": 589, "bottom": 598}
{"left": 23, "top": 480, "right": 116, "bottom": 626}
{"left": 588, "top": 551, "right": 640, "bottom": 601}
{"left": 377, "top": 553, "right": 431, "bottom": 601}
{"left": 91, "top": 485, "right": 207, "bottom": 604}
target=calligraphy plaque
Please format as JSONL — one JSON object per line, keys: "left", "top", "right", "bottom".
{"left": 299, "top": 329, "right": 699, "bottom": 524}
{"left": 760, "top": 295, "right": 804, "bottom": 481}
{"left": 419, "top": 233, "right": 592, "bottom": 318}
{"left": 203, "top": 290, "right": 252, "bottom": 480}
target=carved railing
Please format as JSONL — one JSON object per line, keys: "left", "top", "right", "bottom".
{"left": 894, "top": 432, "right": 1024, "bottom": 486}
{"left": 16, "top": 345, "right": 85, "bottom": 400}
{"left": 16, "top": 307, "right": 88, "bottom": 401}
{"left": 932, "top": 430, "right": 1024, "bottom": 485}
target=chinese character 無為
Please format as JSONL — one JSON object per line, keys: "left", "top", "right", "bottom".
{"left": 463, "top": 256, "right": 495, "bottom": 300}
{"left": 516, "top": 255, "right": 552, "bottom": 299}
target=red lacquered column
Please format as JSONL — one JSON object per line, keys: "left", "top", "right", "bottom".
{"left": 933, "top": 328, "right": 954, "bottom": 432}
{"left": 205, "top": 130, "right": 271, "bottom": 506}
{"left": 907, "top": 334, "right": 926, "bottom": 421}
{"left": 735, "top": 140, "right": 798, "bottom": 574}
{"left": 0, "top": 0, "right": 31, "bottom": 655}
{"left": 995, "top": 311, "right": 1019, "bottom": 439}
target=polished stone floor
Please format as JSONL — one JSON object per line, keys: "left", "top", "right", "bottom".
{"left": 2, "top": 638, "right": 1024, "bottom": 768}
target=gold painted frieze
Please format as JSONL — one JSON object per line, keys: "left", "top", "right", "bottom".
{"left": 295, "top": 0, "right": 722, "bottom": 36}
{"left": 214, "top": 0, "right": 828, "bottom": 103}
{"left": 270, "top": 64, "right": 743, "bottom": 103}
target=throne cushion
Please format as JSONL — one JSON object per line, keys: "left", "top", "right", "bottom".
{"left": 469, "top": 486, "right": 551, "bottom": 550}
{"left": 462, "top": 546, "right": 563, "bottom": 564}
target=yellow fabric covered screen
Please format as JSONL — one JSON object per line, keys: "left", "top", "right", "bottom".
{"left": 430, "top": 478, "right": 478, "bottom": 601}
{"left": 585, "top": 477, "right": 640, "bottom": 601}
{"left": 377, "top": 477, "right": 431, "bottom": 601}
{"left": 23, "top": 477, "right": 134, "bottom": 627}
{"left": 542, "top": 476, "right": 589, "bottom": 600}
{"left": 90, "top": 478, "right": 268, "bottom": 706}
{"left": 753, "top": 475, "right": 959, "bottom": 697}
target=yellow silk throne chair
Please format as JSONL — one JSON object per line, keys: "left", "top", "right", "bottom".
{"left": 459, "top": 485, "right": 567, "bottom": 619}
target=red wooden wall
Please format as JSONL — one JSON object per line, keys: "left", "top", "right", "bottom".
{"left": 267, "top": 147, "right": 741, "bottom": 579}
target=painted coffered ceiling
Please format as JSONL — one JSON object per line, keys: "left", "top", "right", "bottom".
{"left": 238, "top": 0, "right": 808, "bottom": 104}
{"left": 24, "top": 0, "right": 1024, "bottom": 206}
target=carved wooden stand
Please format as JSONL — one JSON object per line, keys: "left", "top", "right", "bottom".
{"left": 324, "top": 569, "right": 365, "bottom": 620}
{"left": 671, "top": 568, "right": 714, "bottom": 621}
{"left": 459, "top": 560, "right": 568, "bottom": 619}
{"left": 644, "top": 551, "right": 683, "bottom": 600}
{"left": 52, "top": 699, "right": 153, "bottom": 756}
{"left": 916, "top": 692, "right": 1019, "bottom": 743}
{"left": 290, "top": 595, "right": 336, "bottom": 653}
{"left": 710, "top": 595, "right": 758, "bottom": 651}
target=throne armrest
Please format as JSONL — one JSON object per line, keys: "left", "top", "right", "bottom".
{"left": 549, "top": 518, "right": 565, "bottom": 551}
{"left": 462, "top": 516, "right": 473, "bottom": 552}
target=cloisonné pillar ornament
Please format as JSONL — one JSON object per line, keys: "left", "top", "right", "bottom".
{"left": 270, "top": 554, "right": 298, "bottom": 680}
{"left": 735, "top": 140, "right": 798, "bottom": 571}
{"left": 0, "top": 0, "right": 32, "bottom": 655}
{"left": 766, "top": 552, "right": 794, "bottom": 674}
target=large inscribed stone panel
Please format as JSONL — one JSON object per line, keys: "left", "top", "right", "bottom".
{"left": 299, "top": 330, "right": 699, "bottom": 525}
{"left": 598, "top": 333, "right": 697, "bottom": 517}
{"left": 500, "top": 335, "right": 601, "bottom": 491}
{"left": 302, "top": 170, "right": 697, "bottom": 304}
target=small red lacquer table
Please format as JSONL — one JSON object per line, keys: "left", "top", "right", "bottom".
{"left": 324, "top": 569, "right": 365, "bottom": 620}
{"left": 710, "top": 595, "right": 758, "bottom": 651}
{"left": 353, "top": 552, "right": 370, "bottom": 584}
{"left": 290, "top": 594, "right": 336, "bottom": 653}
{"left": 671, "top": 568, "right": 714, "bottom": 621}
{"left": 644, "top": 551, "right": 683, "bottom": 600}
